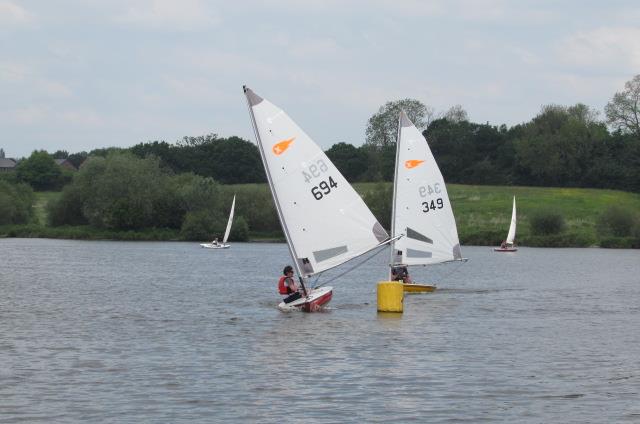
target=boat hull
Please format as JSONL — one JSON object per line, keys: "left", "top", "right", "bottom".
{"left": 403, "top": 283, "right": 436, "bottom": 293}
{"left": 494, "top": 247, "right": 517, "bottom": 252}
{"left": 278, "top": 286, "right": 333, "bottom": 312}
{"left": 200, "top": 243, "right": 230, "bottom": 249}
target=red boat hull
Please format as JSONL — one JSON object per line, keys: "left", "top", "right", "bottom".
{"left": 301, "top": 289, "right": 333, "bottom": 312}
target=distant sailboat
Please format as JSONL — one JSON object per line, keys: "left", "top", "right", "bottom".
{"left": 389, "top": 111, "right": 464, "bottom": 293}
{"left": 494, "top": 196, "right": 517, "bottom": 252}
{"left": 200, "top": 195, "right": 235, "bottom": 249}
{"left": 244, "top": 86, "right": 389, "bottom": 311}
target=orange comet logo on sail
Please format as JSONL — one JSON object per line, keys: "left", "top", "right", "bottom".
{"left": 272, "top": 138, "right": 295, "bottom": 155}
{"left": 405, "top": 160, "right": 425, "bottom": 169}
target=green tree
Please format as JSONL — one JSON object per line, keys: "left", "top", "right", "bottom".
{"left": 366, "top": 99, "right": 434, "bottom": 147}
{"left": 180, "top": 209, "right": 225, "bottom": 240}
{"left": 51, "top": 153, "right": 176, "bottom": 230}
{"left": 443, "top": 105, "right": 469, "bottom": 123}
{"left": 512, "top": 104, "right": 607, "bottom": 187}
{"left": 16, "top": 150, "right": 64, "bottom": 190}
{"left": 529, "top": 210, "right": 566, "bottom": 235}
{"left": 68, "top": 152, "right": 88, "bottom": 169}
{"left": 230, "top": 215, "right": 249, "bottom": 241}
{"left": 203, "top": 136, "right": 266, "bottom": 184}
{"left": 360, "top": 182, "right": 393, "bottom": 231}
{"left": 605, "top": 74, "right": 640, "bottom": 138}
{"left": 596, "top": 206, "right": 638, "bottom": 237}
{"left": 0, "top": 180, "right": 34, "bottom": 225}
{"left": 132, "top": 135, "right": 265, "bottom": 184}
{"left": 325, "top": 142, "right": 368, "bottom": 182}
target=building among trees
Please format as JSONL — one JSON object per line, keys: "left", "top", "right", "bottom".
{"left": 0, "top": 157, "right": 17, "bottom": 172}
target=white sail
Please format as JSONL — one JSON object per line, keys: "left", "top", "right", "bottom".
{"left": 222, "top": 195, "right": 236, "bottom": 244}
{"left": 506, "top": 196, "right": 516, "bottom": 245}
{"left": 244, "top": 87, "right": 388, "bottom": 277}
{"left": 390, "top": 111, "right": 462, "bottom": 267}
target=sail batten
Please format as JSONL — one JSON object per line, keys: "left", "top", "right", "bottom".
{"left": 245, "top": 86, "right": 388, "bottom": 277}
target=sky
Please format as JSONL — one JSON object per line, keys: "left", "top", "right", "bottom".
{"left": 1, "top": 0, "right": 639, "bottom": 158}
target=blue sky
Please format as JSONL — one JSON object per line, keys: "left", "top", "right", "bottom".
{"left": 1, "top": 0, "right": 639, "bottom": 158}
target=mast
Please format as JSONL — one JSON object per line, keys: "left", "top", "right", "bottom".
{"left": 388, "top": 111, "right": 404, "bottom": 280}
{"left": 243, "top": 86, "right": 308, "bottom": 296}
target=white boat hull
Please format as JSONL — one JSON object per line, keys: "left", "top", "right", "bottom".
{"left": 494, "top": 247, "right": 517, "bottom": 252}
{"left": 200, "top": 243, "right": 230, "bottom": 249}
{"left": 278, "top": 286, "right": 333, "bottom": 312}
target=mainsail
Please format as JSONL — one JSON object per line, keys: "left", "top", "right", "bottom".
{"left": 222, "top": 195, "right": 236, "bottom": 244}
{"left": 390, "top": 111, "right": 462, "bottom": 267}
{"left": 244, "top": 86, "right": 388, "bottom": 278}
{"left": 506, "top": 196, "right": 516, "bottom": 245}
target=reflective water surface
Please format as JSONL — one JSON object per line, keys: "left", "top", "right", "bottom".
{"left": 1, "top": 239, "right": 639, "bottom": 423}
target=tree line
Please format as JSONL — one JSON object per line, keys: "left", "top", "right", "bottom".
{"left": 1, "top": 74, "right": 639, "bottom": 232}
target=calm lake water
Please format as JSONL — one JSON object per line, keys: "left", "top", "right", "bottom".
{"left": 1, "top": 238, "right": 639, "bottom": 423}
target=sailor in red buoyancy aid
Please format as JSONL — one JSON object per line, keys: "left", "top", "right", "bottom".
{"left": 278, "top": 265, "right": 302, "bottom": 304}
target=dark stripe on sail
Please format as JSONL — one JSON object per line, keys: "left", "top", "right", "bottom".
{"left": 313, "top": 245, "right": 348, "bottom": 263}
{"left": 298, "top": 257, "right": 314, "bottom": 274}
{"left": 373, "top": 222, "right": 388, "bottom": 242}
{"left": 244, "top": 87, "right": 264, "bottom": 106}
{"left": 407, "top": 248, "right": 432, "bottom": 258}
{"left": 406, "top": 227, "right": 433, "bottom": 244}
{"left": 452, "top": 244, "right": 462, "bottom": 260}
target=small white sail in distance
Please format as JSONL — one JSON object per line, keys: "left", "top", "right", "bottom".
{"left": 222, "top": 195, "right": 236, "bottom": 244}
{"left": 390, "top": 110, "right": 462, "bottom": 267}
{"left": 506, "top": 196, "right": 516, "bottom": 245}
{"left": 244, "top": 86, "right": 388, "bottom": 277}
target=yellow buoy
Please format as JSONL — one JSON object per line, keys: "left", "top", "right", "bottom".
{"left": 377, "top": 281, "right": 404, "bottom": 313}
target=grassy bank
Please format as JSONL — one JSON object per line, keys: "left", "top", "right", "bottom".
{"left": 3, "top": 185, "right": 639, "bottom": 247}
{"left": 446, "top": 184, "right": 640, "bottom": 247}
{"left": 353, "top": 183, "right": 639, "bottom": 248}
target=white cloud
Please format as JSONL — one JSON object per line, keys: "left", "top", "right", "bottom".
{"left": 161, "top": 75, "right": 230, "bottom": 103}
{"left": 59, "top": 109, "right": 105, "bottom": 127}
{"left": 0, "top": 0, "right": 33, "bottom": 25}
{"left": 0, "top": 61, "right": 73, "bottom": 98}
{"left": 0, "top": 61, "right": 29, "bottom": 82}
{"left": 558, "top": 26, "right": 640, "bottom": 70}
{"left": 5, "top": 105, "right": 105, "bottom": 128}
{"left": 117, "top": 0, "right": 220, "bottom": 30}
{"left": 39, "top": 80, "right": 73, "bottom": 98}
{"left": 8, "top": 105, "right": 48, "bottom": 125}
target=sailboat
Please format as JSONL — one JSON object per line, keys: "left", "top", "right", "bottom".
{"left": 389, "top": 111, "right": 464, "bottom": 293}
{"left": 200, "top": 195, "right": 236, "bottom": 249}
{"left": 494, "top": 196, "right": 517, "bottom": 252}
{"left": 244, "top": 86, "right": 389, "bottom": 312}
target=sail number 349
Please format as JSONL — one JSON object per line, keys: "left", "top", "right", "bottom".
{"left": 422, "top": 198, "right": 444, "bottom": 212}
{"left": 419, "top": 183, "right": 443, "bottom": 212}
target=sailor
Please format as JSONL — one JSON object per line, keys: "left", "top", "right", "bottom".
{"left": 391, "top": 265, "right": 412, "bottom": 284}
{"left": 278, "top": 265, "right": 302, "bottom": 303}
{"left": 212, "top": 238, "right": 219, "bottom": 246}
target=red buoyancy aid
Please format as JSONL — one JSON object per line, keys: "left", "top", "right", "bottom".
{"left": 278, "top": 276, "right": 290, "bottom": 295}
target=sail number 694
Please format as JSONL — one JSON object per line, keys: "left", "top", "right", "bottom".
{"left": 311, "top": 176, "right": 338, "bottom": 200}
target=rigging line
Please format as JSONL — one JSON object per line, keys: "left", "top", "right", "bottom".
{"left": 441, "top": 258, "right": 467, "bottom": 282}
{"left": 313, "top": 243, "right": 389, "bottom": 289}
